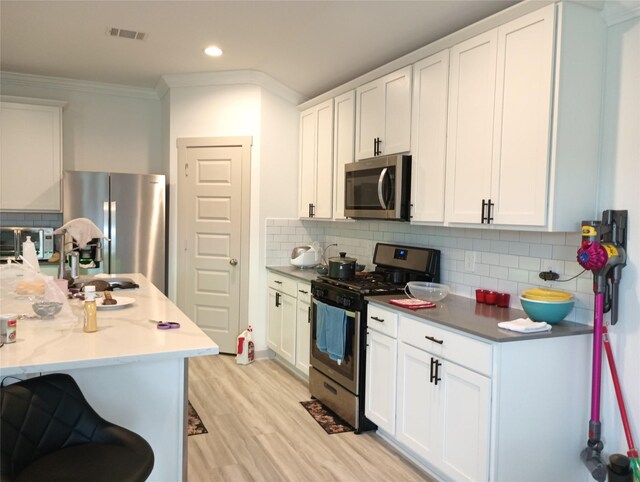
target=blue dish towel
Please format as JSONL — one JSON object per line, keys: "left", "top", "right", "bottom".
{"left": 315, "top": 301, "right": 347, "bottom": 363}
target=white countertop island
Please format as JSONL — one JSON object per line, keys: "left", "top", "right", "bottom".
{"left": 0, "top": 273, "right": 218, "bottom": 481}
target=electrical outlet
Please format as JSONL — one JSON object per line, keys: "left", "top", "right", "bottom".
{"left": 464, "top": 251, "right": 476, "bottom": 272}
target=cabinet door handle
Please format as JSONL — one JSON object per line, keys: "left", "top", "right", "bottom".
{"left": 371, "top": 316, "right": 385, "bottom": 323}
{"left": 430, "top": 357, "right": 442, "bottom": 385}
{"left": 425, "top": 335, "right": 443, "bottom": 345}
{"left": 275, "top": 292, "right": 281, "bottom": 307}
{"left": 487, "top": 199, "right": 494, "bottom": 224}
{"left": 481, "top": 199, "right": 488, "bottom": 223}
{"left": 307, "top": 306, "right": 311, "bottom": 323}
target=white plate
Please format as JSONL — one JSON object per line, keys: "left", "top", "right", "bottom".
{"left": 96, "top": 296, "right": 135, "bottom": 310}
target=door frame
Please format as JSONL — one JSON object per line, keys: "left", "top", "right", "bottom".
{"left": 175, "top": 136, "right": 252, "bottom": 344}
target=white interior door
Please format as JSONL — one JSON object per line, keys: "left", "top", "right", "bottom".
{"left": 177, "top": 138, "right": 251, "bottom": 353}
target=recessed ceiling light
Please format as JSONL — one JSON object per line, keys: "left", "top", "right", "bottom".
{"left": 204, "top": 46, "right": 223, "bottom": 57}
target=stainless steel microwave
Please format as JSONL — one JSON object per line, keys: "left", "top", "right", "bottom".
{"left": 344, "top": 154, "right": 411, "bottom": 221}
{"left": 0, "top": 227, "right": 55, "bottom": 261}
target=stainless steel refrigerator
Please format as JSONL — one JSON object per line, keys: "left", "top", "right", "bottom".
{"left": 63, "top": 171, "right": 166, "bottom": 292}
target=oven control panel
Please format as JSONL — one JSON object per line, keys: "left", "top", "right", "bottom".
{"left": 312, "top": 281, "right": 364, "bottom": 311}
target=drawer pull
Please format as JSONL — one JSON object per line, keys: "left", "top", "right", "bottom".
{"left": 299, "top": 290, "right": 309, "bottom": 294}
{"left": 274, "top": 280, "right": 283, "bottom": 285}
{"left": 323, "top": 382, "right": 338, "bottom": 395}
{"left": 425, "top": 335, "right": 443, "bottom": 345}
{"left": 371, "top": 316, "right": 385, "bottom": 323}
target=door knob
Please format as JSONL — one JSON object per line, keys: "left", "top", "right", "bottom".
{"left": 230, "top": 258, "right": 238, "bottom": 266}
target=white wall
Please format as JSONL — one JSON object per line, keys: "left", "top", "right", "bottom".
{"left": 0, "top": 76, "right": 163, "bottom": 174}
{"left": 598, "top": 7, "right": 639, "bottom": 458}
{"left": 164, "top": 82, "right": 300, "bottom": 351}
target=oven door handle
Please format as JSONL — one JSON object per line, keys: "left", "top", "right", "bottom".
{"left": 312, "top": 299, "right": 356, "bottom": 319}
{"left": 377, "top": 167, "right": 389, "bottom": 210}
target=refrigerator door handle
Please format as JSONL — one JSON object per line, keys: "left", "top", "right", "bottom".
{"left": 103, "top": 201, "right": 110, "bottom": 273}
{"left": 110, "top": 201, "right": 116, "bottom": 274}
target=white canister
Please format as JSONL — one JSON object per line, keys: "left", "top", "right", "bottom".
{"left": 1, "top": 314, "right": 18, "bottom": 344}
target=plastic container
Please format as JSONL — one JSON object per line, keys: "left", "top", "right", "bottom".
{"left": 0, "top": 314, "right": 17, "bottom": 344}
{"left": 405, "top": 282, "right": 449, "bottom": 302}
{"left": 83, "top": 285, "right": 98, "bottom": 333}
{"left": 519, "top": 296, "right": 574, "bottom": 324}
{"left": 521, "top": 287, "right": 573, "bottom": 302}
{"left": 22, "top": 236, "right": 40, "bottom": 273}
{"left": 236, "top": 325, "right": 255, "bottom": 365}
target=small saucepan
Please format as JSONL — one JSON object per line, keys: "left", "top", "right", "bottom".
{"left": 328, "top": 252, "right": 357, "bottom": 280}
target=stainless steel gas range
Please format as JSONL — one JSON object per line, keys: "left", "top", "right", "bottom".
{"left": 309, "top": 243, "right": 440, "bottom": 433}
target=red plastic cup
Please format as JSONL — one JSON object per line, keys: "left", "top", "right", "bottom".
{"left": 475, "top": 289, "right": 487, "bottom": 303}
{"left": 485, "top": 291, "right": 498, "bottom": 305}
{"left": 496, "top": 292, "right": 511, "bottom": 308}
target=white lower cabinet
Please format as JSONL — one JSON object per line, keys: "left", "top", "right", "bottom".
{"left": 365, "top": 305, "right": 398, "bottom": 434}
{"left": 267, "top": 272, "right": 312, "bottom": 375}
{"left": 397, "top": 342, "right": 490, "bottom": 481}
{"left": 295, "top": 282, "right": 312, "bottom": 375}
{"left": 366, "top": 302, "right": 590, "bottom": 481}
{"left": 267, "top": 287, "right": 296, "bottom": 365}
{"left": 267, "top": 272, "right": 297, "bottom": 365}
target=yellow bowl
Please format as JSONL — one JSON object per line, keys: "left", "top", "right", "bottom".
{"left": 521, "top": 288, "right": 573, "bottom": 302}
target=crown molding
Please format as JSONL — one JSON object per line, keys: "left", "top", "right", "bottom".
{"left": 0, "top": 71, "right": 159, "bottom": 100}
{"left": 0, "top": 95, "right": 68, "bottom": 109}
{"left": 158, "top": 70, "right": 305, "bottom": 105}
{"left": 602, "top": 0, "right": 640, "bottom": 25}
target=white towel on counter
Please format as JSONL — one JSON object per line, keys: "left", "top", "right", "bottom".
{"left": 498, "top": 318, "right": 552, "bottom": 333}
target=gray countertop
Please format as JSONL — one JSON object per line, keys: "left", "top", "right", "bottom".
{"left": 366, "top": 294, "right": 592, "bottom": 343}
{"left": 267, "top": 265, "right": 319, "bottom": 283}
{"left": 265, "top": 266, "right": 593, "bottom": 343}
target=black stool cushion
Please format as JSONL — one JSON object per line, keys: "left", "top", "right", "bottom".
{"left": 1, "top": 374, "right": 154, "bottom": 482}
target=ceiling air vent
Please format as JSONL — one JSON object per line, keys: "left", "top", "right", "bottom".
{"left": 107, "top": 27, "right": 147, "bottom": 41}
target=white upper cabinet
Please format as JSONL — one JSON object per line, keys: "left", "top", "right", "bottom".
{"left": 333, "top": 91, "right": 355, "bottom": 220}
{"left": 298, "top": 99, "right": 334, "bottom": 219}
{"left": 490, "top": 6, "right": 555, "bottom": 227}
{"left": 445, "top": 29, "right": 498, "bottom": 225}
{"left": 0, "top": 100, "right": 64, "bottom": 211}
{"left": 445, "top": 3, "right": 604, "bottom": 230}
{"left": 355, "top": 66, "right": 412, "bottom": 160}
{"left": 410, "top": 50, "right": 450, "bottom": 224}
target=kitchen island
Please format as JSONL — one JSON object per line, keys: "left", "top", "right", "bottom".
{"left": 0, "top": 273, "right": 218, "bottom": 482}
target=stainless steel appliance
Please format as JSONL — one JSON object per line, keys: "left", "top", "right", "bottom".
{"left": 0, "top": 227, "right": 54, "bottom": 261}
{"left": 344, "top": 154, "right": 411, "bottom": 221}
{"left": 63, "top": 171, "right": 166, "bottom": 292}
{"left": 310, "top": 242, "right": 440, "bottom": 433}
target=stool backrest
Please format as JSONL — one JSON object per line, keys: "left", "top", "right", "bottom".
{"left": 1, "top": 374, "right": 109, "bottom": 478}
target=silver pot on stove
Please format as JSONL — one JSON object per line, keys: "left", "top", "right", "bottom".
{"left": 328, "top": 252, "right": 357, "bottom": 280}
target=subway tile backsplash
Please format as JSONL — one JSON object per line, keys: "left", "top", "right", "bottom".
{"left": 0, "top": 211, "right": 63, "bottom": 228}
{"left": 265, "top": 218, "right": 594, "bottom": 325}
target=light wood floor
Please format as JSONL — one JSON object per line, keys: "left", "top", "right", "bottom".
{"left": 187, "top": 354, "right": 435, "bottom": 482}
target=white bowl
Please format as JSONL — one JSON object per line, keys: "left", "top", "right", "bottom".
{"left": 405, "top": 282, "right": 450, "bottom": 302}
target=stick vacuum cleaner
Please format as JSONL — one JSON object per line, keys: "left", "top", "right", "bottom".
{"left": 577, "top": 210, "right": 638, "bottom": 481}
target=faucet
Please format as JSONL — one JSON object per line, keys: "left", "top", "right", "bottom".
{"left": 56, "top": 231, "right": 79, "bottom": 281}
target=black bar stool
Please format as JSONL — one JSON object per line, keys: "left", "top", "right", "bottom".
{"left": 1, "top": 373, "right": 154, "bottom": 482}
